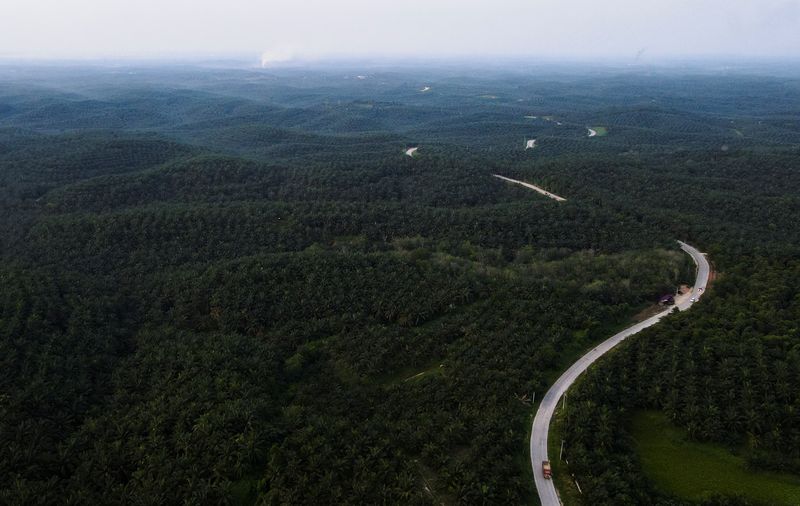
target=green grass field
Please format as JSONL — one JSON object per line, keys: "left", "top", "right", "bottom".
{"left": 632, "top": 411, "right": 800, "bottom": 505}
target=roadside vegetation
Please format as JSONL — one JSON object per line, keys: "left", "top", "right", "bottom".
{"left": 559, "top": 256, "right": 800, "bottom": 505}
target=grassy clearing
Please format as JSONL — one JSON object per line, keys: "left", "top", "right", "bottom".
{"left": 632, "top": 410, "right": 800, "bottom": 505}
{"left": 589, "top": 126, "right": 608, "bottom": 136}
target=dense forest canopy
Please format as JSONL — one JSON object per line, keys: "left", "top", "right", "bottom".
{"left": 1, "top": 62, "right": 799, "bottom": 504}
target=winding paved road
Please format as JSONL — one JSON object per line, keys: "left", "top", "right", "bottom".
{"left": 530, "top": 240, "right": 710, "bottom": 506}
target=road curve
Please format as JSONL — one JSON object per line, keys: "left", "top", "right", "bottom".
{"left": 530, "top": 240, "right": 710, "bottom": 506}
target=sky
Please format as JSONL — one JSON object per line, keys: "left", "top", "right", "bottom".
{"left": 2, "top": 0, "right": 800, "bottom": 63}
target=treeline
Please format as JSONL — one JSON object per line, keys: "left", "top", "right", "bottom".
{"left": 553, "top": 143, "right": 800, "bottom": 503}
{"left": 0, "top": 121, "right": 687, "bottom": 502}
{"left": 0, "top": 245, "right": 685, "bottom": 504}
{"left": 3, "top": 66, "right": 799, "bottom": 505}
{"left": 561, "top": 256, "right": 800, "bottom": 505}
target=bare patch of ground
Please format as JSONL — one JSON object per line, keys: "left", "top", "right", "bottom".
{"left": 632, "top": 304, "right": 667, "bottom": 322}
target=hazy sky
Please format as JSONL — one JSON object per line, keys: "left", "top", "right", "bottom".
{"left": 2, "top": 0, "right": 800, "bottom": 62}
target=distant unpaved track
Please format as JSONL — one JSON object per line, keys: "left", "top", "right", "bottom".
{"left": 530, "top": 241, "right": 710, "bottom": 506}
{"left": 493, "top": 174, "right": 566, "bottom": 202}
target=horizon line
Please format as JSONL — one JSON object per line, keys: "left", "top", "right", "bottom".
{"left": 3, "top": 53, "right": 800, "bottom": 68}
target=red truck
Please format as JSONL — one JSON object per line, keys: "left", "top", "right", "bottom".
{"left": 542, "top": 460, "right": 552, "bottom": 479}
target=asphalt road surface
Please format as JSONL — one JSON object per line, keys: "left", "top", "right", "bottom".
{"left": 530, "top": 240, "right": 710, "bottom": 506}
